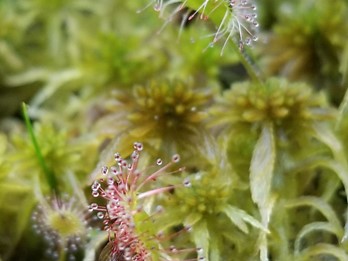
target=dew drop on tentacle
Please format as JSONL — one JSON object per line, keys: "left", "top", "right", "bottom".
{"left": 155, "top": 205, "right": 164, "bottom": 213}
{"left": 131, "top": 150, "right": 139, "bottom": 160}
{"left": 156, "top": 158, "right": 163, "bottom": 166}
{"left": 101, "top": 166, "right": 108, "bottom": 175}
{"left": 97, "top": 212, "right": 104, "bottom": 219}
{"left": 153, "top": 1, "right": 162, "bottom": 12}
{"left": 91, "top": 181, "right": 100, "bottom": 191}
{"left": 197, "top": 247, "right": 204, "bottom": 255}
{"left": 110, "top": 166, "right": 118, "bottom": 175}
{"left": 184, "top": 225, "right": 192, "bottom": 232}
{"left": 133, "top": 142, "right": 143, "bottom": 151}
{"left": 121, "top": 159, "right": 128, "bottom": 168}
{"left": 114, "top": 152, "right": 121, "bottom": 161}
{"left": 107, "top": 177, "right": 114, "bottom": 185}
{"left": 172, "top": 154, "right": 180, "bottom": 163}
{"left": 169, "top": 245, "right": 177, "bottom": 253}
{"left": 245, "top": 37, "right": 252, "bottom": 46}
{"left": 89, "top": 203, "right": 98, "bottom": 211}
{"left": 183, "top": 178, "right": 191, "bottom": 187}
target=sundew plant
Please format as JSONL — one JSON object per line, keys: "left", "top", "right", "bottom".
{"left": 1, "top": 0, "right": 348, "bottom": 260}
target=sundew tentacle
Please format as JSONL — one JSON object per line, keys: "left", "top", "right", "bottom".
{"left": 32, "top": 194, "right": 90, "bottom": 261}
{"left": 147, "top": 0, "right": 259, "bottom": 51}
{"left": 89, "top": 142, "right": 204, "bottom": 261}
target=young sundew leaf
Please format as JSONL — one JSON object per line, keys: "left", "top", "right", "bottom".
{"left": 250, "top": 122, "right": 275, "bottom": 261}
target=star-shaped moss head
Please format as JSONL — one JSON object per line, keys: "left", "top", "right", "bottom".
{"left": 95, "top": 80, "right": 212, "bottom": 157}
{"left": 260, "top": 0, "right": 348, "bottom": 83}
{"left": 210, "top": 78, "right": 335, "bottom": 144}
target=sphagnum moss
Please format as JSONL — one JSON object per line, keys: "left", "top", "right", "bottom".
{"left": 94, "top": 80, "right": 211, "bottom": 158}
{"left": 9, "top": 122, "right": 87, "bottom": 188}
{"left": 1, "top": 0, "right": 348, "bottom": 261}
{"left": 158, "top": 163, "right": 265, "bottom": 260}
{"left": 210, "top": 77, "right": 335, "bottom": 143}
{"left": 260, "top": 0, "right": 348, "bottom": 84}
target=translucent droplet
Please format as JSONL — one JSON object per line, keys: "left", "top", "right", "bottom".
{"left": 245, "top": 37, "right": 252, "bottom": 46}
{"left": 252, "top": 35, "right": 258, "bottom": 41}
{"left": 172, "top": 154, "right": 180, "bottom": 163}
{"left": 134, "top": 142, "right": 143, "bottom": 151}
{"left": 97, "top": 212, "right": 104, "bottom": 219}
{"left": 170, "top": 245, "right": 177, "bottom": 253}
{"left": 51, "top": 251, "right": 59, "bottom": 259}
{"left": 114, "top": 153, "right": 121, "bottom": 161}
{"left": 110, "top": 166, "right": 118, "bottom": 175}
{"left": 121, "top": 160, "right": 128, "bottom": 168}
{"left": 156, "top": 205, "right": 164, "bottom": 213}
{"left": 131, "top": 150, "right": 139, "bottom": 160}
{"left": 153, "top": 3, "right": 161, "bottom": 12}
{"left": 92, "top": 191, "right": 99, "bottom": 197}
{"left": 183, "top": 178, "right": 191, "bottom": 187}
{"left": 118, "top": 243, "right": 125, "bottom": 251}
{"left": 185, "top": 225, "right": 192, "bottom": 232}
{"left": 156, "top": 158, "right": 163, "bottom": 166}
{"left": 91, "top": 181, "right": 100, "bottom": 191}
{"left": 70, "top": 243, "right": 78, "bottom": 252}
{"left": 101, "top": 166, "right": 108, "bottom": 175}
{"left": 90, "top": 203, "right": 98, "bottom": 210}
{"left": 107, "top": 177, "right": 114, "bottom": 185}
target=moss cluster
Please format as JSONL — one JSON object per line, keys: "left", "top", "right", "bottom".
{"left": 0, "top": 0, "right": 348, "bottom": 260}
